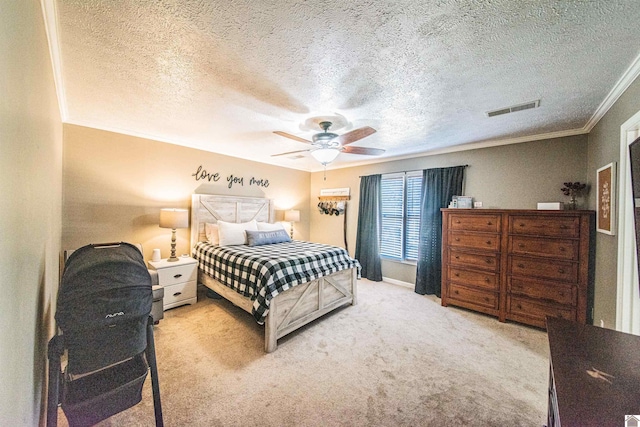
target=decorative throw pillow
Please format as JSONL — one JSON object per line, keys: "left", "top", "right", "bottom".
{"left": 217, "top": 220, "right": 258, "bottom": 246}
{"left": 204, "top": 223, "right": 219, "bottom": 245}
{"left": 246, "top": 229, "right": 291, "bottom": 246}
{"left": 257, "top": 221, "right": 285, "bottom": 231}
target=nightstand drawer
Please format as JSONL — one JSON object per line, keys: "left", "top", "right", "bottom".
{"left": 163, "top": 281, "right": 196, "bottom": 306}
{"left": 156, "top": 263, "right": 197, "bottom": 286}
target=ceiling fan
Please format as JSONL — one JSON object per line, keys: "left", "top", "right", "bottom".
{"left": 272, "top": 121, "right": 384, "bottom": 165}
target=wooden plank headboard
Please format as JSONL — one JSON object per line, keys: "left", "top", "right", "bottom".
{"left": 190, "top": 194, "right": 275, "bottom": 249}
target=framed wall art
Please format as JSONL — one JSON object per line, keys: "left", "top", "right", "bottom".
{"left": 596, "top": 162, "right": 616, "bottom": 235}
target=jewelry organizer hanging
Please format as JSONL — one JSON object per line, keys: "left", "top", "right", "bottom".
{"left": 317, "top": 195, "right": 350, "bottom": 251}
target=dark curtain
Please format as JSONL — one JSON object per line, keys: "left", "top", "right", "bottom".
{"left": 415, "top": 166, "right": 465, "bottom": 296}
{"left": 355, "top": 174, "right": 383, "bottom": 281}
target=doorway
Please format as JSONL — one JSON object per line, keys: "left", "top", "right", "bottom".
{"left": 617, "top": 110, "right": 640, "bottom": 334}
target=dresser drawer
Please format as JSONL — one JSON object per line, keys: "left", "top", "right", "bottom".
{"left": 509, "top": 236, "right": 578, "bottom": 261}
{"left": 509, "top": 256, "right": 578, "bottom": 283}
{"left": 509, "top": 215, "right": 580, "bottom": 238}
{"left": 156, "top": 263, "right": 197, "bottom": 286}
{"left": 448, "top": 249, "right": 499, "bottom": 272}
{"left": 448, "top": 214, "right": 501, "bottom": 233}
{"left": 508, "top": 278, "right": 576, "bottom": 305}
{"left": 448, "top": 267, "right": 498, "bottom": 290}
{"left": 163, "top": 281, "right": 197, "bottom": 306}
{"left": 447, "top": 283, "right": 498, "bottom": 310}
{"left": 448, "top": 232, "right": 500, "bottom": 252}
{"left": 507, "top": 296, "right": 575, "bottom": 322}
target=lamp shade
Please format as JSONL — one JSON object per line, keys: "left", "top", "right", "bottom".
{"left": 284, "top": 209, "right": 300, "bottom": 222}
{"left": 310, "top": 147, "right": 340, "bottom": 165}
{"left": 159, "top": 208, "right": 189, "bottom": 229}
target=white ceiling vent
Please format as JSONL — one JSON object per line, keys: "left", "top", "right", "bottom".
{"left": 486, "top": 100, "right": 540, "bottom": 117}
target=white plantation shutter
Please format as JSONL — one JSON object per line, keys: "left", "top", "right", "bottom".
{"left": 380, "top": 172, "right": 422, "bottom": 261}
{"left": 405, "top": 173, "right": 422, "bottom": 260}
{"left": 380, "top": 174, "right": 404, "bottom": 259}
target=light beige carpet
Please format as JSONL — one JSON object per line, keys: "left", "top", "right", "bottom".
{"left": 57, "top": 279, "right": 549, "bottom": 426}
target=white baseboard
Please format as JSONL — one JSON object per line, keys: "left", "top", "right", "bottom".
{"left": 382, "top": 277, "right": 415, "bottom": 289}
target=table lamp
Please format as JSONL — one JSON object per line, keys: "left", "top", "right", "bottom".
{"left": 284, "top": 209, "right": 300, "bottom": 239}
{"left": 159, "top": 208, "right": 189, "bottom": 261}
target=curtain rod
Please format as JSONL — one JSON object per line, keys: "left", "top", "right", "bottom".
{"left": 359, "top": 164, "right": 468, "bottom": 178}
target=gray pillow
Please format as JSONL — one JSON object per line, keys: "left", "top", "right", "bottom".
{"left": 245, "top": 229, "right": 291, "bottom": 246}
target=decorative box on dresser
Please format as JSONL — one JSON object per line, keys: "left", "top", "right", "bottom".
{"left": 441, "top": 209, "right": 594, "bottom": 328}
{"left": 148, "top": 256, "right": 198, "bottom": 311}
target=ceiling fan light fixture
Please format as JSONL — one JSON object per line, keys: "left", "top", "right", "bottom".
{"left": 310, "top": 147, "right": 340, "bottom": 165}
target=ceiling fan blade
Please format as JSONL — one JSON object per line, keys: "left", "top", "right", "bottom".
{"left": 271, "top": 149, "right": 311, "bottom": 157}
{"left": 342, "top": 146, "right": 385, "bottom": 156}
{"left": 273, "top": 131, "right": 312, "bottom": 144}
{"left": 334, "top": 126, "right": 377, "bottom": 146}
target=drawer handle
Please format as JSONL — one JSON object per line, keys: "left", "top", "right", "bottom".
{"left": 485, "top": 240, "right": 492, "bottom": 245}
{"left": 517, "top": 263, "right": 525, "bottom": 268}
{"left": 559, "top": 247, "right": 566, "bottom": 252}
{"left": 455, "top": 220, "right": 461, "bottom": 224}
{"left": 455, "top": 238, "right": 460, "bottom": 242}
{"left": 558, "top": 268, "right": 565, "bottom": 274}
{"left": 454, "top": 290, "right": 459, "bottom": 295}
{"left": 173, "top": 274, "right": 183, "bottom": 279}
{"left": 455, "top": 255, "right": 460, "bottom": 259}
{"left": 485, "top": 259, "right": 492, "bottom": 264}
{"left": 517, "top": 304, "right": 522, "bottom": 309}
{"left": 454, "top": 273, "right": 460, "bottom": 277}
{"left": 558, "top": 291, "right": 565, "bottom": 297}
{"left": 487, "top": 221, "right": 492, "bottom": 225}
{"left": 484, "top": 277, "right": 490, "bottom": 282}
{"left": 518, "top": 243, "right": 525, "bottom": 248}
{"left": 519, "top": 223, "right": 525, "bottom": 227}
{"left": 484, "top": 297, "right": 490, "bottom": 302}
{"left": 173, "top": 292, "right": 182, "bottom": 297}
{"left": 559, "top": 225, "right": 567, "bottom": 229}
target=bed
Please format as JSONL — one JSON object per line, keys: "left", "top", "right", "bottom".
{"left": 190, "top": 194, "right": 360, "bottom": 352}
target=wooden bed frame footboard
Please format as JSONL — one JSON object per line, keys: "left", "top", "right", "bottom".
{"left": 198, "top": 267, "right": 358, "bottom": 352}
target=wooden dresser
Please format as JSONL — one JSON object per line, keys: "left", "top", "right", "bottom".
{"left": 546, "top": 317, "right": 640, "bottom": 426}
{"left": 441, "top": 209, "right": 594, "bottom": 328}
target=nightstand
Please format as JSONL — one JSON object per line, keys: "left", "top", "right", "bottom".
{"left": 148, "top": 256, "right": 198, "bottom": 310}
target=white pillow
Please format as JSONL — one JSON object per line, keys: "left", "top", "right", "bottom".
{"left": 217, "top": 220, "right": 258, "bottom": 246}
{"left": 257, "top": 221, "right": 285, "bottom": 232}
{"left": 204, "top": 223, "right": 219, "bottom": 245}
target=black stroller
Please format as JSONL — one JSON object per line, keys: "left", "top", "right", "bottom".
{"left": 47, "top": 242, "right": 163, "bottom": 427}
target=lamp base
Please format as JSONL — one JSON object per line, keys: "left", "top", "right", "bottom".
{"left": 168, "top": 228, "right": 179, "bottom": 261}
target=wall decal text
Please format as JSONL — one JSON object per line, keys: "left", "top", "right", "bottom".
{"left": 192, "top": 165, "right": 270, "bottom": 189}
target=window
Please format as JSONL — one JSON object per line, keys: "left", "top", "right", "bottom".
{"left": 380, "top": 172, "right": 422, "bottom": 261}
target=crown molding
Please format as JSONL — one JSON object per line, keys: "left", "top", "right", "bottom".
{"left": 315, "top": 127, "right": 588, "bottom": 173}
{"left": 584, "top": 51, "right": 640, "bottom": 132}
{"left": 41, "top": 0, "right": 67, "bottom": 121}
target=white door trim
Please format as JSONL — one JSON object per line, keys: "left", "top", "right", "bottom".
{"left": 616, "top": 109, "right": 640, "bottom": 334}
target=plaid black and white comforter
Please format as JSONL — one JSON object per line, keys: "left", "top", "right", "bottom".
{"left": 193, "top": 241, "right": 361, "bottom": 324}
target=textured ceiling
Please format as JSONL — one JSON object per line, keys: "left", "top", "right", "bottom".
{"left": 53, "top": 0, "right": 640, "bottom": 171}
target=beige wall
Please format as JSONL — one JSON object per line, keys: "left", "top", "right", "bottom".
{"left": 311, "top": 135, "right": 589, "bottom": 285}
{"left": 63, "top": 125, "right": 311, "bottom": 260}
{"left": 587, "top": 76, "right": 640, "bottom": 329}
{"left": 0, "top": 2, "right": 63, "bottom": 425}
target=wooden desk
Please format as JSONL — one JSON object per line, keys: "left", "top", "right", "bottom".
{"left": 546, "top": 317, "right": 640, "bottom": 426}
